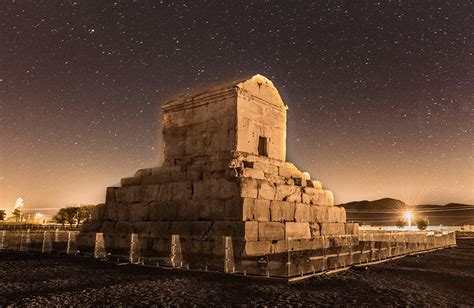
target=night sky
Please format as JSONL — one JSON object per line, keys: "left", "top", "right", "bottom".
{"left": 0, "top": 1, "right": 472, "bottom": 214}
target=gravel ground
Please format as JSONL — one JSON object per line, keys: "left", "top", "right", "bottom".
{"left": 0, "top": 239, "right": 473, "bottom": 306}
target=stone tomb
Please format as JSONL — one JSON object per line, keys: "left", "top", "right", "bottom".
{"left": 79, "top": 74, "right": 357, "bottom": 276}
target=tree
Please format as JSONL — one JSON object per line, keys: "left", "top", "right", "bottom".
{"left": 416, "top": 218, "right": 429, "bottom": 230}
{"left": 76, "top": 205, "right": 95, "bottom": 225}
{"left": 54, "top": 208, "right": 68, "bottom": 226}
{"left": 396, "top": 218, "right": 407, "bottom": 228}
{"left": 64, "top": 207, "right": 79, "bottom": 227}
{"left": 12, "top": 208, "right": 22, "bottom": 222}
{"left": 0, "top": 209, "right": 6, "bottom": 221}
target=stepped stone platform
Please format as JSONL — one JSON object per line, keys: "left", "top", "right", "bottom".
{"left": 78, "top": 75, "right": 455, "bottom": 278}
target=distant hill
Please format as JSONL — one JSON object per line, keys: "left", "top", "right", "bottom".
{"left": 339, "top": 198, "right": 474, "bottom": 226}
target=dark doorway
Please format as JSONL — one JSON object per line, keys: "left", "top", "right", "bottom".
{"left": 258, "top": 136, "right": 268, "bottom": 156}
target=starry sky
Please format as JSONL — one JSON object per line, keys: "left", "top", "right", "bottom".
{"left": 0, "top": 1, "right": 472, "bottom": 214}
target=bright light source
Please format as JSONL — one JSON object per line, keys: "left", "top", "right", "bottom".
{"left": 404, "top": 211, "right": 412, "bottom": 227}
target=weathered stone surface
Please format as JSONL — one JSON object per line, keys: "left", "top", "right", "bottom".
{"left": 252, "top": 161, "right": 278, "bottom": 175}
{"left": 144, "top": 184, "right": 172, "bottom": 202}
{"left": 320, "top": 222, "right": 346, "bottom": 236}
{"left": 258, "top": 222, "right": 285, "bottom": 241}
{"left": 327, "top": 206, "right": 345, "bottom": 223}
{"left": 345, "top": 222, "right": 359, "bottom": 234}
{"left": 311, "top": 205, "right": 328, "bottom": 222}
{"left": 115, "top": 186, "right": 142, "bottom": 203}
{"left": 129, "top": 203, "right": 150, "bottom": 221}
{"left": 240, "top": 168, "right": 265, "bottom": 180}
{"left": 244, "top": 241, "right": 271, "bottom": 256}
{"left": 285, "top": 222, "right": 311, "bottom": 239}
{"left": 134, "top": 168, "right": 152, "bottom": 178}
{"left": 106, "top": 187, "right": 118, "bottom": 204}
{"left": 257, "top": 180, "right": 275, "bottom": 200}
{"left": 121, "top": 177, "right": 141, "bottom": 187}
{"left": 239, "top": 177, "right": 258, "bottom": 198}
{"left": 270, "top": 200, "right": 295, "bottom": 222}
{"left": 275, "top": 185, "right": 301, "bottom": 202}
{"left": 255, "top": 199, "right": 270, "bottom": 221}
{"left": 171, "top": 181, "right": 193, "bottom": 200}
{"left": 294, "top": 202, "right": 311, "bottom": 222}
{"left": 302, "top": 187, "right": 325, "bottom": 205}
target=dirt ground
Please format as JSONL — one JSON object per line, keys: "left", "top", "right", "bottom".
{"left": 1, "top": 239, "right": 473, "bottom": 306}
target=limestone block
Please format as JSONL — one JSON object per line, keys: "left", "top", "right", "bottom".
{"left": 311, "top": 205, "right": 328, "bottom": 222}
{"left": 106, "top": 187, "right": 118, "bottom": 204}
{"left": 91, "top": 204, "right": 104, "bottom": 221}
{"left": 242, "top": 198, "right": 256, "bottom": 220}
{"left": 171, "top": 171, "right": 186, "bottom": 181}
{"left": 345, "top": 223, "right": 359, "bottom": 235}
{"left": 302, "top": 172, "right": 311, "bottom": 181}
{"left": 244, "top": 241, "right": 271, "bottom": 256}
{"left": 100, "top": 221, "right": 116, "bottom": 234}
{"left": 149, "top": 201, "right": 181, "bottom": 221}
{"left": 255, "top": 199, "right": 270, "bottom": 221}
{"left": 238, "top": 167, "right": 264, "bottom": 180}
{"left": 202, "top": 170, "right": 226, "bottom": 180}
{"left": 264, "top": 174, "right": 286, "bottom": 185}
{"left": 258, "top": 222, "right": 285, "bottom": 241}
{"left": 320, "top": 222, "right": 346, "bottom": 236}
{"left": 224, "top": 197, "right": 242, "bottom": 220}
{"left": 251, "top": 161, "right": 279, "bottom": 175}
{"left": 106, "top": 203, "right": 119, "bottom": 221}
{"left": 275, "top": 185, "right": 301, "bottom": 202}
{"left": 302, "top": 187, "right": 325, "bottom": 205}
{"left": 327, "top": 206, "right": 345, "bottom": 223}
{"left": 134, "top": 168, "right": 152, "bottom": 178}
{"left": 294, "top": 203, "right": 311, "bottom": 222}
{"left": 209, "top": 221, "right": 257, "bottom": 240}
{"left": 186, "top": 170, "right": 202, "bottom": 181}
{"left": 144, "top": 184, "right": 172, "bottom": 202}
{"left": 309, "top": 222, "right": 321, "bottom": 237}
{"left": 324, "top": 190, "right": 334, "bottom": 206}
{"left": 116, "top": 186, "right": 142, "bottom": 203}
{"left": 81, "top": 221, "right": 103, "bottom": 232}
{"left": 121, "top": 177, "right": 141, "bottom": 187}
{"left": 171, "top": 181, "right": 193, "bottom": 201}
{"left": 270, "top": 200, "right": 295, "bottom": 222}
{"left": 195, "top": 198, "right": 225, "bottom": 221}
{"left": 150, "top": 222, "right": 172, "bottom": 237}
{"left": 115, "top": 222, "right": 133, "bottom": 234}
{"left": 141, "top": 174, "right": 170, "bottom": 185}
{"left": 285, "top": 222, "right": 311, "bottom": 239}
{"left": 219, "top": 179, "right": 240, "bottom": 198}
{"left": 257, "top": 180, "right": 275, "bottom": 200}
{"left": 117, "top": 203, "right": 130, "bottom": 221}
{"left": 129, "top": 203, "right": 150, "bottom": 221}
{"left": 309, "top": 180, "right": 322, "bottom": 189}
{"left": 133, "top": 221, "right": 153, "bottom": 237}
{"left": 239, "top": 177, "right": 258, "bottom": 198}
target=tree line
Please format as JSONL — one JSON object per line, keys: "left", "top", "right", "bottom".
{"left": 53, "top": 205, "right": 95, "bottom": 227}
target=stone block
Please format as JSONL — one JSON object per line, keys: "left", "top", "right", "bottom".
{"left": 219, "top": 179, "right": 240, "bottom": 198}
{"left": 91, "top": 204, "right": 104, "bottom": 221}
{"left": 242, "top": 198, "right": 256, "bottom": 221}
{"left": 285, "top": 222, "right": 311, "bottom": 239}
{"left": 294, "top": 202, "right": 311, "bottom": 222}
{"left": 255, "top": 199, "right": 270, "bottom": 221}
{"left": 311, "top": 205, "right": 328, "bottom": 222}
{"left": 144, "top": 184, "right": 172, "bottom": 202}
{"left": 264, "top": 174, "right": 286, "bottom": 185}
{"left": 129, "top": 203, "right": 150, "bottom": 221}
{"left": 275, "top": 185, "right": 301, "bottom": 202}
{"left": 195, "top": 198, "right": 225, "bottom": 221}
{"left": 345, "top": 223, "right": 359, "bottom": 235}
{"left": 106, "top": 187, "right": 118, "bottom": 204}
{"left": 171, "top": 181, "right": 193, "bottom": 201}
{"left": 244, "top": 241, "right": 271, "bottom": 256}
{"left": 121, "top": 177, "right": 141, "bottom": 187}
{"left": 224, "top": 197, "right": 242, "bottom": 220}
{"left": 240, "top": 168, "right": 265, "bottom": 180}
{"left": 258, "top": 222, "right": 285, "bottom": 241}
{"left": 257, "top": 180, "right": 275, "bottom": 200}
{"left": 115, "top": 186, "right": 142, "bottom": 203}
{"left": 117, "top": 203, "right": 130, "bottom": 221}
{"left": 149, "top": 201, "right": 181, "bottom": 221}
{"left": 81, "top": 221, "right": 103, "bottom": 232}
{"left": 115, "top": 222, "right": 133, "bottom": 234}
{"left": 278, "top": 165, "right": 302, "bottom": 178}
{"left": 106, "top": 203, "right": 119, "bottom": 221}
{"left": 270, "top": 200, "right": 295, "bottom": 222}
{"left": 134, "top": 168, "right": 152, "bottom": 178}
{"left": 186, "top": 170, "right": 202, "bottom": 181}
{"left": 327, "top": 206, "right": 345, "bottom": 223}
{"left": 252, "top": 161, "right": 278, "bottom": 175}
{"left": 209, "top": 221, "right": 256, "bottom": 240}
{"left": 100, "top": 221, "right": 116, "bottom": 234}
{"left": 171, "top": 171, "right": 186, "bottom": 181}
{"left": 320, "top": 222, "right": 346, "bottom": 236}
{"left": 309, "top": 180, "right": 322, "bottom": 189}
{"left": 150, "top": 222, "right": 172, "bottom": 237}
{"left": 309, "top": 222, "right": 321, "bottom": 237}
{"left": 324, "top": 190, "right": 334, "bottom": 206}
{"left": 239, "top": 177, "right": 258, "bottom": 198}
{"left": 302, "top": 187, "right": 325, "bottom": 205}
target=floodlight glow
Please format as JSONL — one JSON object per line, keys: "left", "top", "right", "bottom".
{"left": 404, "top": 211, "right": 412, "bottom": 227}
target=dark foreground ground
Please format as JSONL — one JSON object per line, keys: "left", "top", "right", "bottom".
{"left": 1, "top": 239, "right": 473, "bottom": 306}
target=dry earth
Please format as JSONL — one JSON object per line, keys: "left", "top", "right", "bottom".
{"left": 0, "top": 239, "right": 473, "bottom": 306}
